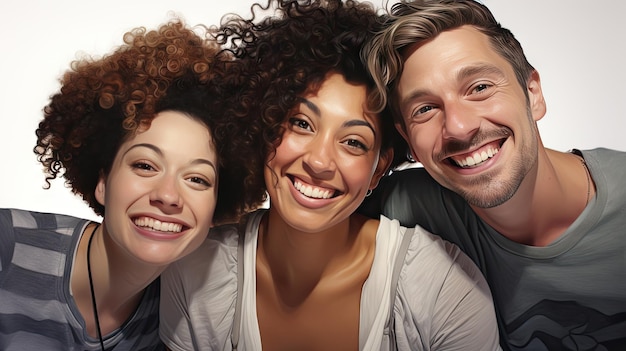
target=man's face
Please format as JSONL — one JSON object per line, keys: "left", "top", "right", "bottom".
{"left": 395, "top": 25, "right": 545, "bottom": 208}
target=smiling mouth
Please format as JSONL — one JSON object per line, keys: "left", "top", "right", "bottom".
{"left": 449, "top": 145, "right": 499, "bottom": 168}
{"left": 292, "top": 178, "right": 338, "bottom": 199}
{"left": 133, "top": 217, "right": 184, "bottom": 232}
{"left": 446, "top": 129, "right": 509, "bottom": 168}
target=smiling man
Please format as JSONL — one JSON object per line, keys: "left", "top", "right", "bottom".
{"left": 359, "top": 0, "right": 626, "bottom": 350}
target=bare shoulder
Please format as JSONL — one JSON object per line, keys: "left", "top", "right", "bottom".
{"left": 351, "top": 213, "right": 381, "bottom": 236}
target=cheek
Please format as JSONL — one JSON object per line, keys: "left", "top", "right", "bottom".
{"left": 196, "top": 187, "right": 218, "bottom": 212}
{"left": 409, "top": 125, "right": 437, "bottom": 152}
{"left": 103, "top": 174, "right": 135, "bottom": 207}
{"left": 264, "top": 153, "right": 282, "bottom": 191}
{"left": 343, "top": 157, "right": 377, "bottom": 188}
{"left": 265, "top": 139, "right": 299, "bottom": 180}
{"left": 273, "top": 136, "right": 302, "bottom": 163}
{"left": 188, "top": 191, "right": 218, "bottom": 227}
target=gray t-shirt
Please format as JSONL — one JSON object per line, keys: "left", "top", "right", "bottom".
{"left": 359, "top": 148, "right": 626, "bottom": 350}
{"left": 0, "top": 208, "right": 163, "bottom": 351}
{"left": 160, "top": 210, "right": 500, "bottom": 350}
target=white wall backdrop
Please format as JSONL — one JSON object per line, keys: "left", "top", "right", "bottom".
{"left": 1, "top": 0, "right": 624, "bottom": 221}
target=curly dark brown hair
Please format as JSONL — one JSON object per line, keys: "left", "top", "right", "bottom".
{"left": 214, "top": 0, "right": 407, "bottom": 173}
{"left": 34, "top": 19, "right": 266, "bottom": 223}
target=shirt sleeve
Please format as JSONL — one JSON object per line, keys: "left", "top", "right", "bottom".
{"left": 159, "top": 225, "right": 241, "bottom": 351}
{"left": 159, "top": 260, "right": 195, "bottom": 351}
{"left": 431, "top": 241, "right": 501, "bottom": 350}
{"left": 395, "top": 226, "right": 501, "bottom": 350}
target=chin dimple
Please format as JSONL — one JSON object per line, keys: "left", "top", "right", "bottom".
{"left": 293, "top": 179, "right": 335, "bottom": 199}
{"left": 452, "top": 147, "right": 499, "bottom": 167}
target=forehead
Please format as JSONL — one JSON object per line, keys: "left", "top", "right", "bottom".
{"left": 400, "top": 25, "right": 507, "bottom": 78}
{"left": 136, "top": 111, "right": 209, "bottom": 137}
{"left": 307, "top": 74, "right": 367, "bottom": 111}
{"left": 303, "top": 73, "right": 380, "bottom": 128}
{"left": 396, "top": 25, "right": 513, "bottom": 99}
{"left": 127, "top": 111, "right": 216, "bottom": 158}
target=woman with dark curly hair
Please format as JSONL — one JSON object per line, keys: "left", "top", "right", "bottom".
{"left": 0, "top": 20, "right": 266, "bottom": 350}
{"left": 160, "top": 1, "right": 500, "bottom": 350}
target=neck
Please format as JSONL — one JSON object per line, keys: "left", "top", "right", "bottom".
{"left": 74, "top": 222, "right": 163, "bottom": 336}
{"left": 471, "top": 148, "right": 594, "bottom": 246}
{"left": 258, "top": 210, "right": 373, "bottom": 303}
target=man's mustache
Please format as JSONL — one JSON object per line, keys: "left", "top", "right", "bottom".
{"left": 438, "top": 127, "right": 511, "bottom": 159}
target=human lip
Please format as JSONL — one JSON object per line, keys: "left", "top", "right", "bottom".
{"left": 450, "top": 144, "right": 500, "bottom": 168}
{"left": 443, "top": 128, "right": 510, "bottom": 169}
{"left": 132, "top": 215, "right": 189, "bottom": 235}
{"left": 446, "top": 139, "right": 506, "bottom": 169}
{"left": 292, "top": 177, "right": 339, "bottom": 199}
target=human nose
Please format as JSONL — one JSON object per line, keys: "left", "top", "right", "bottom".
{"left": 149, "top": 174, "right": 183, "bottom": 209}
{"left": 303, "top": 135, "right": 336, "bottom": 177}
{"left": 441, "top": 101, "right": 480, "bottom": 140}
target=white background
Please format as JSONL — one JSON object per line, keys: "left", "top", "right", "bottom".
{"left": 1, "top": 0, "right": 624, "bottom": 221}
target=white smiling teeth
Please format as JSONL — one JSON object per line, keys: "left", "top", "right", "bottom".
{"left": 455, "top": 147, "right": 499, "bottom": 167}
{"left": 134, "top": 217, "right": 183, "bottom": 232}
{"left": 294, "top": 180, "right": 334, "bottom": 199}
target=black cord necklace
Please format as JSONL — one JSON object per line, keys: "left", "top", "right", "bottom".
{"left": 86, "top": 223, "right": 105, "bottom": 351}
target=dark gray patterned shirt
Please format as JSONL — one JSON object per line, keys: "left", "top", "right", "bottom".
{"left": 0, "top": 208, "right": 163, "bottom": 351}
{"left": 360, "top": 148, "right": 626, "bottom": 351}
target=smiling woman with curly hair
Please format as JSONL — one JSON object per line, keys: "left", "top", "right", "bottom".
{"left": 35, "top": 20, "right": 265, "bottom": 223}
{"left": 0, "top": 19, "right": 266, "bottom": 350}
{"left": 159, "top": 1, "right": 500, "bottom": 350}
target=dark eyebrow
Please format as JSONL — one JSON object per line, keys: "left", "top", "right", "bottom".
{"left": 297, "top": 97, "right": 320, "bottom": 116}
{"left": 457, "top": 63, "right": 505, "bottom": 82}
{"left": 124, "top": 143, "right": 162, "bottom": 157}
{"left": 124, "top": 143, "right": 217, "bottom": 172}
{"left": 343, "top": 120, "right": 376, "bottom": 138}
{"left": 297, "top": 97, "right": 376, "bottom": 137}
{"left": 399, "top": 89, "right": 428, "bottom": 112}
{"left": 399, "top": 63, "right": 506, "bottom": 110}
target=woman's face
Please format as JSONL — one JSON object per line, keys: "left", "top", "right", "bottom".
{"left": 95, "top": 111, "right": 218, "bottom": 266}
{"left": 265, "top": 73, "right": 390, "bottom": 233}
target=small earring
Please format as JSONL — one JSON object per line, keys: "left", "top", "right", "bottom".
{"left": 406, "top": 149, "right": 416, "bottom": 163}
{"left": 366, "top": 189, "right": 373, "bottom": 197}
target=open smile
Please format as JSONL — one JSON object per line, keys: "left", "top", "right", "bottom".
{"left": 133, "top": 216, "right": 185, "bottom": 233}
{"left": 447, "top": 140, "right": 504, "bottom": 168}
{"left": 291, "top": 177, "right": 341, "bottom": 199}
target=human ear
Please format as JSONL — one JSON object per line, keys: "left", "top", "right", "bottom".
{"left": 527, "top": 70, "right": 547, "bottom": 122}
{"left": 94, "top": 173, "right": 106, "bottom": 207}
